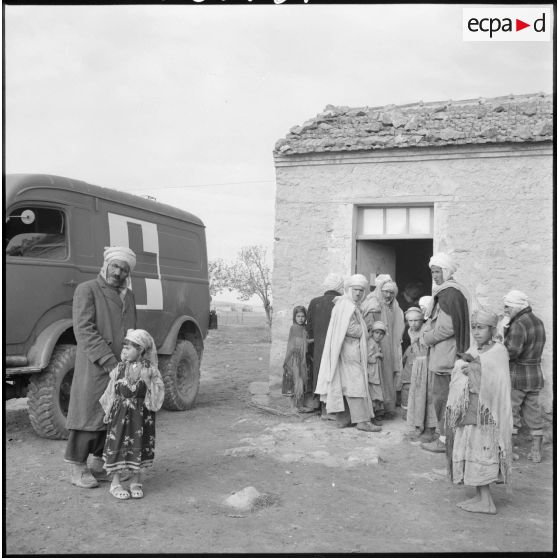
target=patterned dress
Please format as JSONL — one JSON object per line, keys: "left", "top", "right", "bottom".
{"left": 101, "top": 362, "right": 164, "bottom": 473}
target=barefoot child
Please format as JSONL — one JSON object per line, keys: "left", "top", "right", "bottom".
{"left": 100, "top": 329, "right": 165, "bottom": 500}
{"left": 282, "top": 306, "right": 314, "bottom": 412}
{"left": 367, "top": 321, "right": 386, "bottom": 424}
{"left": 446, "top": 310, "right": 513, "bottom": 515}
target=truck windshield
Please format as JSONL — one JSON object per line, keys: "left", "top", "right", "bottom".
{"left": 5, "top": 207, "right": 68, "bottom": 260}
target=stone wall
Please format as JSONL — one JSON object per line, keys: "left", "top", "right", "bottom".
{"left": 270, "top": 143, "right": 553, "bottom": 410}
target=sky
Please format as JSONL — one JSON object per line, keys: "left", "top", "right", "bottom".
{"left": 4, "top": 3, "right": 554, "bottom": 303}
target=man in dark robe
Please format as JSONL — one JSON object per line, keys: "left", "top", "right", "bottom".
{"left": 306, "top": 273, "right": 344, "bottom": 416}
{"left": 64, "top": 246, "right": 137, "bottom": 488}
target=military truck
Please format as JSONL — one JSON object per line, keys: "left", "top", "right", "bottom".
{"left": 5, "top": 173, "right": 214, "bottom": 439}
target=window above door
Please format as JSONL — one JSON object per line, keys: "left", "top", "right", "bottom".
{"left": 357, "top": 205, "right": 433, "bottom": 239}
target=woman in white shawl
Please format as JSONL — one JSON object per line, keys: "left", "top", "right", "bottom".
{"left": 315, "top": 274, "right": 381, "bottom": 432}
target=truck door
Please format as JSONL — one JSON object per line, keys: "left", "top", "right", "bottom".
{"left": 5, "top": 205, "right": 76, "bottom": 347}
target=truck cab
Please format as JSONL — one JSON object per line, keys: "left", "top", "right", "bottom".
{"left": 5, "top": 174, "right": 214, "bottom": 439}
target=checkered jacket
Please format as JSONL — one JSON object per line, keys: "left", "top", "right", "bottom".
{"left": 504, "top": 307, "right": 546, "bottom": 391}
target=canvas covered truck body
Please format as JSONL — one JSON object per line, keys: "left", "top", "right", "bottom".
{"left": 5, "top": 174, "right": 213, "bottom": 439}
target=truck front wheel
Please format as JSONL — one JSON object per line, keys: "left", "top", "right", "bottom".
{"left": 27, "top": 344, "right": 75, "bottom": 440}
{"left": 160, "top": 340, "right": 200, "bottom": 411}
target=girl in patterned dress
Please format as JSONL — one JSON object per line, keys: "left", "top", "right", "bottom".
{"left": 100, "top": 329, "right": 165, "bottom": 500}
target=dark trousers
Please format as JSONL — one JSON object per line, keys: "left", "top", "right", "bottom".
{"left": 432, "top": 372, "right": 451, "bottom": 437}
{"left": 64, "top": 429, "right": 107, "bottom": 464}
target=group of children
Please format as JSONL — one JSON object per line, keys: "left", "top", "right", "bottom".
{"left": 282, "top": 296, "right": 436, "bottom": 437}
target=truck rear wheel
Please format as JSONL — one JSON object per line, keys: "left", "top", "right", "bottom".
{"left": 160, "top": 339, "right": 200, "bottom": 411}
{"left": 27, "top": 344, "right": 75, "bottom": 440}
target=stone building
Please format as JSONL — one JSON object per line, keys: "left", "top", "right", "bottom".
{"left": 270, "top": 92, "right": 553, "bottom": 409}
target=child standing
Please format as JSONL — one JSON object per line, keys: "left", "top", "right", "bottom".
{"left": 405, "top": 306, "right": 437, "bottom": 441}
{"left": 367, "top": 321, "right": 386, "bottom": 423}
{"left": 282, "top": 305, "right": 315, "bottom": 412}
{"left": 446, "top": 309, "right": 512, "bottom": 514}
{"left": 99, "top": 329, "right": 165, "bottom": 500}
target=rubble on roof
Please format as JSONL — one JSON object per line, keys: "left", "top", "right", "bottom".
{"left": 274, "top": 93, "right": 553, "bottom": 156}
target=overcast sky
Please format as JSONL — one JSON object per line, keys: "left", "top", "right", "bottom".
{"left": 5, "top": 3, "right": 553, "bottom": 302}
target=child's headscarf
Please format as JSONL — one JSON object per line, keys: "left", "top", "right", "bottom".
{"left": 371, "top": 321, "right": 387, "bottom": 333}
{"left": 124, "top": 329, "right": 158, "bottom": 368}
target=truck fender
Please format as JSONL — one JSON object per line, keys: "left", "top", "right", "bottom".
{"left": 158, "top": 316, "right": 203, "bottom": 355}
{"left": 26, "top": 319, "right": 74, "bottom": 369}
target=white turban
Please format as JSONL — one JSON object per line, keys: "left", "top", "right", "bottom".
{"left": 322, "top": 273, "right": 344, "bottom": 294}
{"left": 125, "top": 328, "right": 158, "bottom": 367}
{"left": 103, "top": 246, "right": 137, "bottom": 271}
{"left": 374, "top": 274, "right": 392, "bottom": 290}
{"left": 344, "top": 274, "right": 369, "bottom": 291}
{"left": 503, "top": 290, "right": 529, "bottom": 309}
{"left": 429, "top": 252, "right": 457, "bottom": 282}
{"left": 381, "top": 280, "right": 398, "bottom": 295}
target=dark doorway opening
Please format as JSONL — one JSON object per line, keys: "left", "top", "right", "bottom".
{"left": 355, "top": 238, "right": 433, "bottom": 301}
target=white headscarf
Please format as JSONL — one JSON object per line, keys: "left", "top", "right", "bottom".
{"left": 374, "top": 274, "right": 392, "bottom": 291}
{"left": 381, "top": 280, "right": 398, "bottom": 296}
{"left": 429, "top": 252, "right": 457, "bottom": 283}
{"left": 344, "top": 274, "right": 369, "bottom": 291}
{"left": 371, "top": 320, "right": 387, "bottom": 332}
{"left": 503, "top": 290, "right": 529, "bottom": 310}
{"left": 100, "top": 246, "right": 137, "bottom": 292}
{"left": 418, "top": 295, "right": 434, "bottom": 318}
{"left": 344, "top": 274, "right": 369, "bottom": 305}
{"left": 124, "top": 329, "right": 158, "bottom": 368}
{"left": 322, "top": 273, "right": 344, "bottom": 294}
{"left": 405, "top": 306, "right": 424, "bottom": 320}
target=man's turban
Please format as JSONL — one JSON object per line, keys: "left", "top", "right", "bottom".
{"left": 381, "top": 280, "right": 398, "bottom": 294}
{"left": 371, "top": 321, "right": 387, "bottom": 332}
{"left": 103, "top": 246, "right": 137, "bottom": 271}
{"left": 429, "top": 252, "right": 457, "bottom": 278}
{"left": 374, "top": 274, "right": 392, "bottom": 291}
{"left": 322, "top": 273, "right": 344, "bottom": 294}
{"left": 344, "top": 274, "right": 369, "bottom": 290}
{"left": 503, "top": 290, "right": 529, "bottom": 310}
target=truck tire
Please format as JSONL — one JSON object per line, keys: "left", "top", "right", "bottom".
{"left": 27, "top": 344, "right": 75, "bottom": 440}
{"left": 160, "top": 339, "right": 200, "bottom": 411}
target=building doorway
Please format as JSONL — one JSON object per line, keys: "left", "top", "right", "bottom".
{"left": 354, "top": 204, "right": 434, "bottom": 301}
{"left": 355, "top": 238, "right": 433, "bottom": 300}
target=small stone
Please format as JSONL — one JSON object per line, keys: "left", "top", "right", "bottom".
{"left": 224, "top": 486, "right": 261, "bottom": 511}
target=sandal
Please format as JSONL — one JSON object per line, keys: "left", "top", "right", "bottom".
{"left": 130, "top": 483, "right": 144, "bottom": 499}
{"left": 109, "top": 484, "right": 130, "bottom": 500}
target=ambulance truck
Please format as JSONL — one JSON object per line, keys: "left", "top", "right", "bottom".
{"left": 5, "top": 174, "right": 214, "bottom": 439}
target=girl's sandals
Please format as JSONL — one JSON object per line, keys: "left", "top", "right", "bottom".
{"left": 130, "top": 483, "right": 144, "bottom": 499}
{"left": 109, "top": 484, "right": 130, "bottom": 500}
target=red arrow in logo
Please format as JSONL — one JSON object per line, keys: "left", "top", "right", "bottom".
{"left": 516, "top": 19, "right": 530, "bottom": 31}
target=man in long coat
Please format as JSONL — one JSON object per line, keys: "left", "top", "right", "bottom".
{"left": 420, "top": 252, "right": 470, "bottom": 453}
{"left": 306, "top": 273, "right": 344, "bottom": 415}
{"left": 64, "top": 246, "right": 137, "bottom": 488}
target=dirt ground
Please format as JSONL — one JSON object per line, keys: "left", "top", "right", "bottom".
{"left": 4, "top": 319, "right": 555, "bottom": 554}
